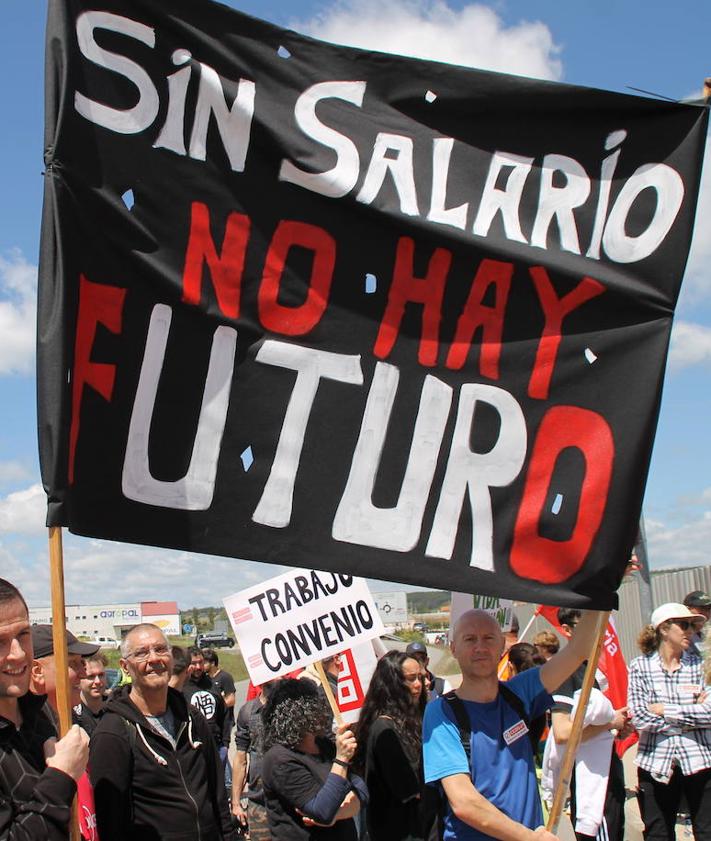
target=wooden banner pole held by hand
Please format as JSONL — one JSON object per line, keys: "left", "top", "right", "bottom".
{"left": 48, "top": 526, "right": 80, "bottom": 841}
{"left": 546, "top": 610, "right": 611, "bottom": 835}
{"left": 48, "top": 526, "right": 73, "bottom": 736}
{"left": 315, "top": 661, "right": 344, "bottom": 727}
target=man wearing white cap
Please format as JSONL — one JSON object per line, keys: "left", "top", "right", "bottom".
{"left": 628, "top": 603, "right": 711, "bottom": 841}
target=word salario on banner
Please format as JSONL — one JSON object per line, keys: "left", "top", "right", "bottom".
{"left": 38, "top": 0, "right": 708, "bottom": 609}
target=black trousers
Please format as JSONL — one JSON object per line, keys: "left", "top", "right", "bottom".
{"left": 638, "top": 766, "right": 711, "bottom": 841}
{"left": 570, "top": 750, "right": 625, "bottom": 841}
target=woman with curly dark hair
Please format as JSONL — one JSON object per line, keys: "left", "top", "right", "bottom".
{"left": 353, "top": 650, "right": 435, "bottom": 841}
{"left": 261, "top": 678, "right": 368, "bottom": 841}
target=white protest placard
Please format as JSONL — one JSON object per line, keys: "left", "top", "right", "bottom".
{"left": 224, "top": 569, "right": 385, "bottom": 685}
{"left": 337, "top": 642, "right": 379, "bottom": 725}
{"left": 450, "top": 592, "right": 514, "bottom": 642}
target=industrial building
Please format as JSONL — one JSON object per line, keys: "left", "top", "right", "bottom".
{"left": 28, "top": 601, "right": 180, "bottom": 640}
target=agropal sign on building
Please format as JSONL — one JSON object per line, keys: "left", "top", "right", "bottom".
{"left": 28, "top": 601, "right": 180, "bottom": 639}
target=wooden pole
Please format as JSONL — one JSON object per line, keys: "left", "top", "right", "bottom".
{"left": 517, "top": 612, "right": 537, "bottom": 644}
{"left": 48, "top": 526, "right": 73, "bottom": 735}
{"left": 546, "top": 610, "right": 611, "bottom": 835}
{"left": 315, "top": 661, "right": 344, "bottom": 727}
{"left": 48, "top": 527, "right": 80, "bottom": 841}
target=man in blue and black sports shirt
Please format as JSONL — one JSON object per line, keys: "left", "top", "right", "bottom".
{"left": 424, "top": 608, "right": 598, "bottom": 841}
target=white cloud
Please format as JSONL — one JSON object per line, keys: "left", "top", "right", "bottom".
{"left": 0, "top": 460, "right": 33, "bottom": 487}
{"left": 290, "top": 0, "right": 562, "bottom": 80}
{"left": 58, "top": 540, "right": 282, "bottom": 607}
{"left": 0, "top": 520, "right": 289, "bottom": 608}
{"left": 0, "top": 250, "right": 37, "bottom": 376}
{"left": 668, "top": 320, "right": 711, "bottom": 372}
{"left": 0, "top": 543, "right": 50, "bottom": 604}
{"left": 645, "top": 506, "right": 711, "bottom": 569}
{"left": 0, "top": 483, "right": 46, "bottom": 534}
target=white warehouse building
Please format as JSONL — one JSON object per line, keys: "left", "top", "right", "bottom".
{"left": 29, "top": 601, "right": 180, "bottom": 640}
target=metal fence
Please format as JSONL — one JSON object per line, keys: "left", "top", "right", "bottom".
{"left": 615, "top": 564, "right": 711, "bottom": 662}
{"left": 514, "top": 564, "right": 711, "bottom": 663}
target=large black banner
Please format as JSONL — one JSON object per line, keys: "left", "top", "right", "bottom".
{"left": 39, "top": 0, "right": 708, "bottom": 608}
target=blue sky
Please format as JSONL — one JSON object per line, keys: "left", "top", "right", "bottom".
{"left": 2, "top": 0, "right": 711, "bottom": 609}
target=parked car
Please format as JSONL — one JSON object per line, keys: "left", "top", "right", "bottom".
{"left": 196, "top": 632, "right": 235, "bottom": 649}
{"left": 90, "top": 635, "right": 121, "bottom": 650}
{"left": 412, "top": 622, "right": 427, "bottom": 633}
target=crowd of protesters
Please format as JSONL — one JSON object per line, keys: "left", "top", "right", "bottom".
{"left": 3, "top": 576, "right": 711, "bottom": 841}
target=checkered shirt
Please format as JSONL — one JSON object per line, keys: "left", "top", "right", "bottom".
{"left": 628, "top": 650, "right": 711, "bottom": 783}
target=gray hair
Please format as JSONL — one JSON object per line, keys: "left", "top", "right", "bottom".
{"left": 120, "top": 623, "right": 168, "bottom": 657}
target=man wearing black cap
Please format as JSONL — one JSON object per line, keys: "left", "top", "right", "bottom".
{"left": 683, "top": 590, "right": 711, "bottom": 655}
{"left": 30, "top": 624, "right": 100, "bottom": 730}
{"left": 406, "top": 641, "right": 452, "bottom": 700}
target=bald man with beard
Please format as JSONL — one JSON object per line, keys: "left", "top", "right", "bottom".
{"left": 423, "top": 609, "right": 599, "bottom": 841}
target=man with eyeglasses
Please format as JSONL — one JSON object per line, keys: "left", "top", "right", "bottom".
{"left": 74, "top": 652, "right": 108, "bottom": 736}
{"left": 89, "top": 623, "right": 238, "bottom": 841}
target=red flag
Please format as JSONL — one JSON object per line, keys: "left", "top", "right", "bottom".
{"left": 535, "top": 604, "right": 563, "bottom": 632}
{"left": 537, "top": 606, "right": 637, "bottom": 757}
{"left": 77, "top": 771, "right": 100, "bottom": 841}
{"left": 599, "top": 618, "right": 638, "bottom": 757}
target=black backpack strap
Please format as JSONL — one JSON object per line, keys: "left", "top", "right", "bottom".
{"left": 498, "top": 682, "right": 543, "bottom": 751}
{"left": 441, "top": 690, "right": 471, "bottom": 764}
{"left": 498, "top": 682, "right": 529, "bottom": 728}
{"left": 442, "top": 684, "right": 532, "bottom": 766}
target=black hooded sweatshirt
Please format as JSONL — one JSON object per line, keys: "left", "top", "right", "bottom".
{"left": 89, "top": 686, "right": 237, "bottom": 841}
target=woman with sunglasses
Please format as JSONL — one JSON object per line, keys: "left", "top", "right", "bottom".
{"left": 353, "top": 650, "right": 436, "bottom": 841}
{"left": 628, "top": 602, "right": 711, "bottom": 841}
